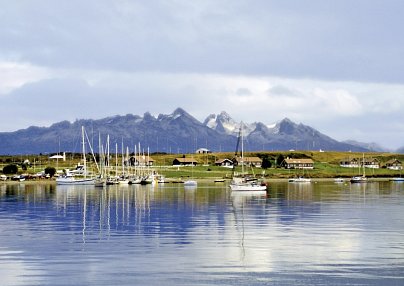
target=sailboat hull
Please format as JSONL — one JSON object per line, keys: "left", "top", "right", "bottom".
{"left": 350, "top": 176, "right": 367, "bottom": 183}
{"left": 56, "top": 177, "right": 95, "bottom": 185}
{"left": 230, "top": 183, "right": 266, "bottom": 191}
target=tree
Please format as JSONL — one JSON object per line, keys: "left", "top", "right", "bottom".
{"left": 44, "top": 167, "right": 57, "bottom": 178}
{"left": 261, "top": 157, "right": 272, "bottom": 169}
{"left": 3, "top": 164, "right": 18, "bottom": 174}
{"left": 276, "top": 154, "right": 285, "bottom": 168}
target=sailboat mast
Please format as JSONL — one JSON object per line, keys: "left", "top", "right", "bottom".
{"left": 106, "top": 134, "right": 110, "bottom": 169}
{"left": 232, "top": 125, "right": 242, "bottom": 178}
{"left": 115, "top": 142, "right": 118, "bottom": 177}
{"left": 121, "top": 139, "right": 124, "bottom": 177}
{"left": 363, "top": 153, "right": 366, "bottom": 177}
{"left": 82, "top": 126, "right": 86, "bottom": 179}
{"left": 241, "top": 122, "right": 244, "bottom": 174}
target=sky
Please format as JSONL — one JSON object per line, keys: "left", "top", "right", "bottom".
{"left": 1, "top": 0, "right": 404, "bottom": 150}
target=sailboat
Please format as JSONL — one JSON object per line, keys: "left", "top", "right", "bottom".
{"left": 288, "top": 177, "right": 311, "bottom": 183}
{"left": 229, "top": 123, "right": 267, "bottom": 192}
{"left": 350, "top": 153, "right": 367, "bottom": 183}
{"left": 183, "top": 178, "right": 197, "bottom": 187}
{"left": 184, "top": 154, "right": 197, "bottom": 187}
{"left": 56, "top": 126, "right": 95, "bottom": 185}
{"left": 390, "top": 166, "right": 404, "bottom": 182}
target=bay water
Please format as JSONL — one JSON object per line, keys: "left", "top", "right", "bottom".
{"left": 0, "top": 181, "right": 403, "bottom": 285}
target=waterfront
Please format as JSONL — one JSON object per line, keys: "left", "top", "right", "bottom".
{"left": 0, "top": 181, "right": 403, "bottom": 285}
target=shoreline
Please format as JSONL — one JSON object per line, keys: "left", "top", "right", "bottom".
{"left": 1, "top": 177, "right": 402, "bottom": 186}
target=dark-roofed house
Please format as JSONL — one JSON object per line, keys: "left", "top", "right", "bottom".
{"left": 173, "top": 158, "right": 198, "bottom": 166}
{"left": 281, "top": 158, "right": 314, "bottom": 169}
{"left": 340, "top": 157, "right": 379, "bottom": 168}
{"left": 129, "top": 155, "right": 154, "bottom": 167}
{"left": 385, "top": 159, "right": 402, "bottom": 170}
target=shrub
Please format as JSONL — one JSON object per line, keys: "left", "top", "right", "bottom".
{"left": 44, "top": 167, "right": 57, "bottom": 178}
{"left": 3, "top": 164, "right": 18, "bottom": 174}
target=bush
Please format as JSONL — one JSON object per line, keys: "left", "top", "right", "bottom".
{"left": 261, "top": 158, "right": 272, "bottom": 169}
{"left": 44, "top": 167, "right": 57, "bottom": 178}
{"left": 3, "top": 164, "right": 18, "bottom": 174}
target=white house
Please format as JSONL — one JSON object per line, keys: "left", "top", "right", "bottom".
{"left": 195, "top": 148, "right": 211, "bottom": 154}
{"left": 385, "top": 159, "right": 402, "bottom": 170}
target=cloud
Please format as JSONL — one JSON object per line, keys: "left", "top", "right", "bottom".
{"left": 1, "top": 1, "right": 404, "bottom": 149}
{"left": 1, "top": 71, "right": 404, "bottom": 148}
{"left": 0, "top": 61, "right": 50, "bottom": 95}
{"left": 311, "top": 88, "right": 363, "bottom": 116}
{"left": 0, "top": 1, "right": 403, "bottom": 83}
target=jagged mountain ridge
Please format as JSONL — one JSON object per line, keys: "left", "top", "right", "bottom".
{"left": 0, "top": 107, "right": 370, "bottom": 154}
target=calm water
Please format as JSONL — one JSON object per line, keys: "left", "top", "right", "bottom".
{"left": 0, "top": 181, "right": 404, "bottom": 286}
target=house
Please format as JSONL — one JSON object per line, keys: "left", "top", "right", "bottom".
{"left": 340, "top": 158, "right": 360, "bottom": 168}
{"left": 215, "top": 158, "right": 234, "bottom": 168}
{"left": 385, "top": 159, "right": 402, "bottom": 170}
{"left": 363, "top": 158, "right": 380, "bottom": 169}
{"left": 340, "top": 157, "right": 380, "bottom": 169}
{"left": 233, "top": 156, "right": 262, "bottom": 168}
{"left": 49, "top": 152, "right": 66, "bottom": 162}
{"left": 195, "top": 148, "right": 211, "bottom": 154}
{"left": 129, "top": 155, "right": 154, "bottom": 167}
{"left": 281, "top": 158, "right": 314, "bottom": 169}
{"left": 173, "top": 158, "right": 198, "bottom": 166}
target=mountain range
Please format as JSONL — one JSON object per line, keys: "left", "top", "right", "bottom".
{"left": 0, "top": 107, "right": 394, "bottom": 155}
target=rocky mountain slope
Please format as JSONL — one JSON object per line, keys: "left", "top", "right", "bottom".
{"left": 0, "top": 108, "right": 370, "bottom": 155}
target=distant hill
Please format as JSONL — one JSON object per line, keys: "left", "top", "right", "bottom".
{"left": 397, "top": 146, "right": 404, "bottom": 154}
{"left": 342, "top": 140, "right": 390, "bottom": 152}
{"left": 0, "top": 108, "right": 370, "bottom": 155}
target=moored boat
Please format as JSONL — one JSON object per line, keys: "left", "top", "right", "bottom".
{"left": 229, "top": 123, "right": 267, "bottom": 192}
{"left": 288, "top": 177, "right": 311, "bottom": 183}
{"left": 390, "top": 177, "right": 404, "bottom": 182}
{"left": 350, "top": 175, "right": 367, "bottom": 183}
{"left": 56, "top": 126, "right": 95, "bottom": 186}
{"left": 56, "top": 174, "right": 95, "bottom": 185}
{"left": 230, "top": 177, "right": 266, "bottom": 191}
{"left": 350, "top": 153, "right": 367, "bottom": 183}
{"left": 184, "top": 180, "right": 197, "bottom": 187}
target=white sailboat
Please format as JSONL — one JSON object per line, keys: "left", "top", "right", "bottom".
{"left": 350, "top": 153, "right": 367, "bottom": 183}
{"left": 288, "top": 177, "right": 311, "bottom": 183}
{"left": 390, "top": 167, "right": 404, "bottom": 182}
{"left": 184, "top": 153, "right": 197, "bottom": 187}
{"left": 229, "top": 123, "right": 267, "bottom": 192}
{"left": 56, "top": 126, "right": 95, "bottom": 186}
{"left": 184, "top": 179, "right": 197, "bottom": 187}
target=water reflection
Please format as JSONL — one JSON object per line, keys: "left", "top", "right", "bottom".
{"left": 0, "top": 181, "right": 403, "bottom": 285}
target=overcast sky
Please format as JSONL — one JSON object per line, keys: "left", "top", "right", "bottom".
{"left": 1, "top": 0, "right": 404, "bottom": 150}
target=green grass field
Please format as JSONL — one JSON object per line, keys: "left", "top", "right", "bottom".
{"left": 0, "top": 150, "right": 403, "bottom": 179}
